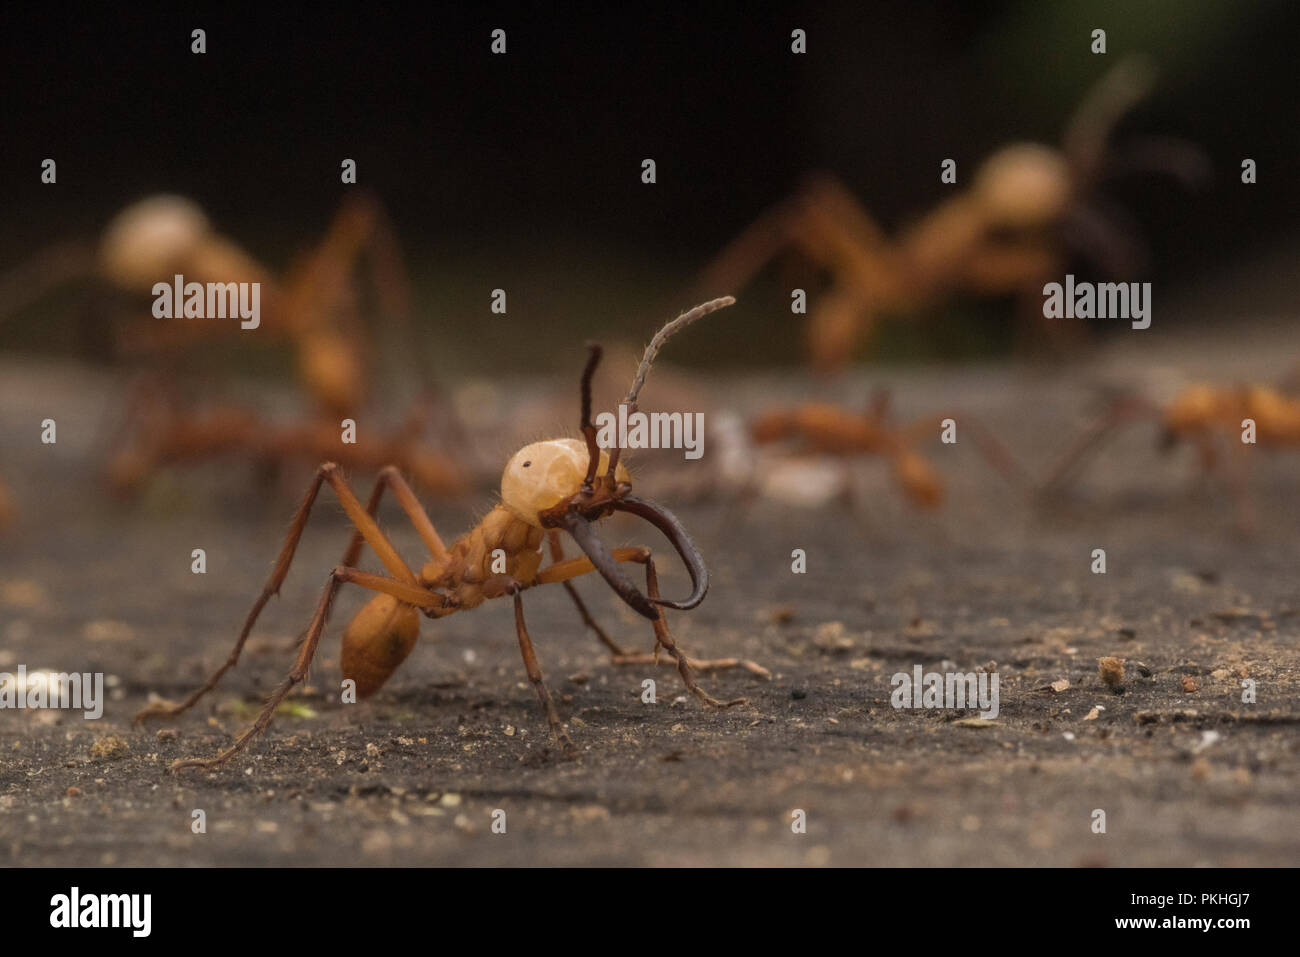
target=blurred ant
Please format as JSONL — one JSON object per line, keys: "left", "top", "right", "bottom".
{"left": 137, "top": 297, "right": 767, "bottom": 770}
{"left": 0, "top": 192, "right": 468, "bottom": 497}
{"left": 700, "top": 57, "right": 1207, "bottom": 371}
{"left": 1039, "top": 381, "right": 1300, "bottom": 533}
{"left": 708, "top": 392, "right": 1029, "bottom": 521}
{"left": 750, "top": 394, "right": 1028, "bottom": 508}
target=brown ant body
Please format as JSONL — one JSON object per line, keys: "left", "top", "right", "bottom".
{"left": 137, "top": 298, "right": 766, "bottom": 770}
{"left": 700, "top": 58, "right": 1205, "bottom": 371}
{"left": 1041, "top": 382, "right": 1300, "bottom": 532}
{"left": 1, "top": 192, "right": 467, "bottom": 497}
{"left": 751, "top": 400, "right": 949, "bottom": 509}
{"left": 737, "top": 396, "right": 1028, "bottom": 512}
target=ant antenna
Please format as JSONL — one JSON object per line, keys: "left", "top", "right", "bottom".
{"left": 624, "top": 296, "right": 735, "bottom": 409}
{"left": 605, "top": 296, "right": 736, "bottom": 479}
{"left": 579, "top": 343, "right": 602, "bottom": 489}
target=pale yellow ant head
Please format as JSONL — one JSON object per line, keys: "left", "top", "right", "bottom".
{"left": 501, "top": 438, "right": 630, "bottom": 529}
{"left": 99, "top": 195, "right": 211, "bottom": 291}
{"left": 508, "top": 299, "right": 734, "bottom": 620}
{"left": 972, "top": 144, "right": 1071, "bottom": 229}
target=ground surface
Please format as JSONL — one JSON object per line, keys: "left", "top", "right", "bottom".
{"left": 1, "top": 312, "right": 1299, "bottom": 867}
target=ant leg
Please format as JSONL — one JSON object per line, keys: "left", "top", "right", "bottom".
{"left": 344, "top": 196, "right": 477, "bottom": 480}
{"left": 633, "top": 551, "right": 749, "bottom": 709}
{"left": 697, "top": 193, "right": 806, "bottom": 295}
{"left": 344, "top": 465, "right": 448, "bottom": 565}
{"left": 103, "top": 374, "right": 178, "bottom": 493}
{"left": 835, "top": 459, "right": 878, "bottom": 531}
{"left": 1222, "top": 438, "right": 1257, "bottom": 537}
{"left": 350, "top": 191, "right": 415, "bottom": 331}
{"left": 807, "top": 288, "right": 875, "bottom": 373}
{"left": 510, "top": 591, "right": 575, "bottom": 753}
{"left": 697, "top": 173, "right": 894, "bottom": 370}
{"left": 609, "top": 650, "right": 771, "bottom": 679}
{"left": 121, "top": 406, "right": 267, "bottom": 488}
{"left": 535, "top": 549, "right": 770, "bottom": 680}
{"left": 1038, "top": 397, "right": 1156, "bottom": 500}
{"left": 260, "top": 419, "right": 465, "bottom": 498}
{"left": 796, "top": 176, "right": 901, "bottom": 299}
{"left": 136, "top": 462, "right": 420, "bottom": 723}
{"left": 900, "top": 412, "right": 1034, "bottom": 495}
{"left": 546, "top": 530, "right": 628, "bottom": 656}
{"left": 170, "top": 567, "right": 441, "bottom": 771}
{"left": 535, "top": 548, "right": 654, "bottom": 584}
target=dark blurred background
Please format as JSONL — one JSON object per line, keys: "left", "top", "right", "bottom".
{"left": 1, "top": 0, "right": 1296, "bottom": 376}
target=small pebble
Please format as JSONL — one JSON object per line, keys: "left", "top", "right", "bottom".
{"left": 1098, "top": 657, "right": 1125, "bottom": 688}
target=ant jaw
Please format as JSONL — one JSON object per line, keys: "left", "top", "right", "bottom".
{"left": 564, "top": 469, "right": 630, "bottom": 514}
{"left": 538, "top": 491, "right": 709, "bottom": 621}
{"left": 611, "top": 495, "right": 709, "bottom": 611}
{"left": 547, "top": 507, "right": 660, "bottom": 621}
{"left": 537, "top": 482, "right": 620, "bottom": 531}
{"left": 555, "top": 297, "right": 730, "bottom": 619}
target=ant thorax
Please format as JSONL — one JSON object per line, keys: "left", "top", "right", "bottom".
{"left": 500, "top": 438, "right": 630, "bottom": 529}
{"left": 418, "top": 505, "right": 546, "bottom": 609}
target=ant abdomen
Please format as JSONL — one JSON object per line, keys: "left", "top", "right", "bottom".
{"left": 341, "top": 594, "right": 420, "bottom": 697}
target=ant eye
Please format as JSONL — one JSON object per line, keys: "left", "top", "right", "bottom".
{"left": 522, "top": 461, "right": 531, "bottom": 467}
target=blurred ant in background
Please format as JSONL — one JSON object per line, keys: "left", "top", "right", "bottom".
{"left": 700, "top": 390, "right": 1030, "bottom": 529}
{"left": 700, "top": 57, "right": 1208, "bottom": 372}
{"left": 0, "top": 192, "right": 468, "bottom": 499}
{"left": 1039, "top": 375, "right": 1300, "bottom": 535}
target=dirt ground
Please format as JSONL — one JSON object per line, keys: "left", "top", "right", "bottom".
{"left": 1, "top": 311, "right": 1299, "bottom": 867}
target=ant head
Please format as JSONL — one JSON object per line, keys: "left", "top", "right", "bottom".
{"left": 501, "top": 437, "right": 631, "bottom": 529}
{"left": 99, "top": 195, "right": 211, "bottom": 291}
{"left": 972, "top": 143, "right": 1072, "bottom": 230}
{"left": 501, "top": 342, "right": 633, "bottom": 530}
{"left": 505, "top": 298, "right": 735, "bottom": 621}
